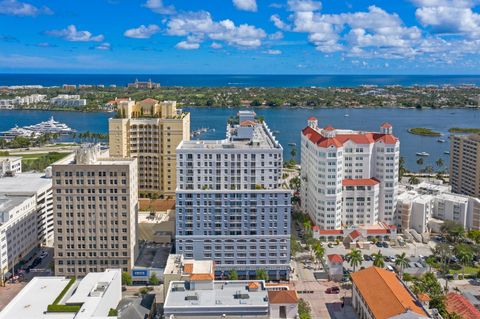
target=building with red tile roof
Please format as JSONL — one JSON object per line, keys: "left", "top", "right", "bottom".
{"left": 300, "top": 118, "right": 400, "bottom": 230}
{"left": 446, "top": 292, "right": 480, "bottom": 319}
{"left": 351, "top": 267, "right": 429, "bottom": 319}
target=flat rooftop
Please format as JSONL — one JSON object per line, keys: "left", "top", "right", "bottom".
{"left": 165, "top": 280, "right": 268, "bottom": 308}
{"left": 0, "top": 276, "right": 75, "bottom": 319}
{"left": 179, "top": 121, "right": 281, "bottom": 151}
{"left": 135, "top": 243, "right": 170, "bottom": 269}
{"left": 0, "top": 173, "right": 51, "bottom": 195}
{"left": 0, "top": 269, "right": 121, "bottom": 319}
{"left": 0, "top": 194, "right": 32, "bottom": 224}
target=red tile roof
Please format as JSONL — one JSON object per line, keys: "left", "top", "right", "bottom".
{"left": 328, "top": 254, "right": 343, "bottom": 263}
{"left": 240, "top": 120, "right": 256, "bottom": 127}
{"left": 446, "top": 292, "right": 480, "bottom": 319}
{"left": 190, "top": 273, "right": 215, "bottom": 281}
{"left": 308, "top": 116, "right": 317, "bottom": 121}
{"left": 248, "top": 281, "right": 261, "bottom": 289}
{"left": 351, "top": 267, "right": 429, "bottom": 319}
{"left": 381, "top": 122, "right": 392, "bottom": 129}
{"left": 140, "top": 98, "right": 158, "bottom": 103}
{"left": 302, "top": 126, "right": 398, "bottom": 148}
{"left": 318, "top": 229, "right": 343, "bottom": 235}
{"left": 349, "top": 230, "right": 362, "bottom": 240}
{"left": 324, "top": 125, "right": 335, "bottom": 131}
{"left": 342, "top": 178, "right": 380, "bottom": 186}
{"left": 268, "top": 290, "right": 299, "bottom": 304}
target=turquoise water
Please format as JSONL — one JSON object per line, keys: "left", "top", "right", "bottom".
{"left": 1, "top": 108, "right": 479, "bottom": 171}
{"left": 2, "top": 74, "right": 480, "bottom": 87}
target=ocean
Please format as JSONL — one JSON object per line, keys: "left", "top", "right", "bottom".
{"left": 2, "top": 74, "right": 480, "bottom": 87}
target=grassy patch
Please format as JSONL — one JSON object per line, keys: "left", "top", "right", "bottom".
{"left": 46, "top": 277, "right": 81, "bottom": 313}
{"left": 449, "top": 266, "right": 479, "bottom": 275}
{"left": 408, "top": 128, "right": 442, "bottom": 136}
{"left": 449, "top": 127, "right": 480, "bottom": 134}
{"left": 22, "top": 152, "right": 70, "bottom": 172}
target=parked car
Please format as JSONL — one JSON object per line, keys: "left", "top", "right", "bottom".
{"left": 364, "top": 254, "right": 372, "bottom": 261}
{"left": 40, "top": 251, "right": 48, "bottom": 259}
{"left": 382, "top": 242, "right": 389, "bottom": 248}
{"left": 386, "top": 265, "right": 395, "bottom": 272}
{"left": 325, "top": 286, "right": 340, "bottom": 294}
{"left": 376, "top": 242, "right": 383, "bottom": 247}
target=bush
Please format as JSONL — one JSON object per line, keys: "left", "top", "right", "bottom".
{"left": 122, "top": 272, "right": 132, "bottom": 286}
{"left": 108, "top": 308, "right": 118, "bottom": 316}
{"left": 149, "top": 273, "right": 160, "bottom": 286}
{"left": 47, "top": 305, "right": 82, "bottom": 313}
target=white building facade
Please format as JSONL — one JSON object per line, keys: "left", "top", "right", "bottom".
{"left": 175, "top": 111, "right": 291, "bottom": 280}
{"left": 301, "top": 118, "right": 399, "bottom": 229}
{"left": 0, "top": 156, "right": 22, "bottom": 177}
{"left": 50, "top": 95, "right": 87, "bottom": 107}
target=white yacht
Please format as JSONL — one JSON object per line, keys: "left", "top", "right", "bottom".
{"left": 416, "top": 152, "right": 430, "bottom": 156}
{"left": 1, "top": 125, "right": 42, "bottom": 139}
{"left": 23, "top": 117, "right": 75, "bottom": 134}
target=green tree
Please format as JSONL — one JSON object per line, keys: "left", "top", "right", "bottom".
{"left": 441, "top": 221, "right": 465, "bottom": 243}
{"left": 290, "top": 145, "right": 297, "bottom": 161}
{"left": 398, "top": 156, "right": 407, "bottom": 178}
{"left": 457, "top": 249, "right": 473, "bottom": 280}
{"left": 228, "top": 270, "right": 239, "bottom": 280}
{"left": 408, "top": 176, "right": 420, "bottom": 185}
{"left": 122, "top": 271, "right": 132, "bottom": 286}
{"left": 148, "top": 273, "right": 160, "bottom": 285}
{"left": 289, "top": 176, "right": 301, "bottom": 192}
{"left": 425, "top": 256, "right": 437, "bottom": 272}
{"left": 466, "top": 230, "right": 480, "bottom": 244}
{"left": 256, "top": 269, "right": 269, "bottom": 281}
{"left": 346, "top": 248, "right": 363, "bottom": 272}
{"left": 298, "top": 298, "right": 312, "bottom": 319}
{"left": 395, "top": 252, "right": 410, "bottom": 276}
{"left": 313, "top": 242, "right": 325, "bottom": 267}
{"left": 372, "top": 251, "right": 385, "bottom": 268}
{"left": 435, "top": 158, "right": 444, "bottom": 168}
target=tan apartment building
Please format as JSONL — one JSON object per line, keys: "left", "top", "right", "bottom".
{"left": 52, "top": 145, "right": 138, "bottom": 277}
{"left": 450, "top": 134, "right": 480, "bottom": 198}
{"left": 109, "top": 99, "right": 190, "bottom": 198}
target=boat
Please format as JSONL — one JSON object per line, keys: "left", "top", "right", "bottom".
{"left": 23, "top": 117, "right": 75, "bottom": 134}
{"left": 288, "top": 142, "right": 296, "bottom": 147}
{"left": 416, "top": 152, "right": 430, "bottom": 157}
{"left": 344, "top": 114, "right": 350, "bottom": 117}
{"left": 444, "top": 151, "right": 450, "bottom": 155}
{"left": 1, "top": 125, "right": 43, "bottom": 139}
{"left": 437, "top": 139, "right": 446, "bottom": 143}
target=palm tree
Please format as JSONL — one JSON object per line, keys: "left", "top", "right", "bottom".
{"left": 435, "top": 158, "right": 444, "bottom": 168}
{"left": 372, "top": 251, "right": 385, "bottom": 268}
{"left": 408, "top": 176, "right": 420, "bottom": 185}
{"left": 416, "top": 157, "right": 424, "bottom": 166}
{"left": 395, "top": 252, "right": 410, "bottom": 276}
{"left": 346, "top": 248, "right": 363, "bottom": 272}
{"left": 313, "top": 243, "right": 325, "bottom": 268}
{"left": 425, "top": 256, "right": 436, "bottom": 272}
{"left": 228, "top": 270, "right": 239, "bottom": 280}
{"left": 256, "top": 269, "right": 269, "bottom": 281}
{"left": 457, "top": 249, "right": 473, "bottom": 280}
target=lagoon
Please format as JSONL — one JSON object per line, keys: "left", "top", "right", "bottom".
{"left": 1, "top": 108, "right": 479, "bottom": 171}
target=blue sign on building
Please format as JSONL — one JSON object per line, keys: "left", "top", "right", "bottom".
{"left": 132, "top": 269, "right": 149, "bottom": 277}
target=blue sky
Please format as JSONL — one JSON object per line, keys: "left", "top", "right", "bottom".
{"left": 1, "top": 0, "right": 480, "bottom": 74}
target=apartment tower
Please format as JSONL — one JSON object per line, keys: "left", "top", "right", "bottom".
{"left": 109, "top": 99, "right": 190, "bottom": 198}
{"left": 450, "top": 134, "right": 480, "bottom": 198}
{"left": 175, "top": 111, "right": 291, "bottom": 280}
{"left": 301, "top": 117, "right": 400, "bottom": 229}
{"left": 52, "top": 145, "right": 138, "bottom": 277}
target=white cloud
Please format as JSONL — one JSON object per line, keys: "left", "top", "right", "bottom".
{"left": 270, "top": 14, "right": 292, "bottom": 31}
{"left": 95, "top": 42, "right": 111, "bottom": 50}
{"left": 211, "top": 42, "right": 223, "bottom": 49}
{"left": 46, "top": 25, "right": 104, "bottom": 42}
{"left": 124, "top": 24, "right": 160, "bottom": 39}
{"left": 232, "top": 0, "right": 257, "bottom": 12}
{"left": 143, "top": 0, "right": 175, "bottom": 14}
{"left": 268, "top": 31, "right": 284, "bottom": 40}
{"left": 413, "top": 0, "right": 480, "bottom": 37}
{"left": 263, "top": 49, "right": 282, "bottom": 55}
{"left": 287, "top": 0, "right": 322, "bottom": 12}
{"left": 175, "top": 41, "right": 200, "bottom": 50}
{"left": 166, "top": 11, "right": 266, "bottom": 49}
{"left": 0, "top": 0, "right": 52, "bottom": 16}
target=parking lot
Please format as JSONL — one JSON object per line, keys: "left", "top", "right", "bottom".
{"left": 15, "top": 247, "right": 54, "bottom": 282}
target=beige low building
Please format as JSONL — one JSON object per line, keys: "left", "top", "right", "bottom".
{"left": 52, "top": 145, "right": 138, "bottom": 277}
{"left": 109, "top": 99, "right": 190, "bottom": 198}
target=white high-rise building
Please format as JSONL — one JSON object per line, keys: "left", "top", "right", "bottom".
{"left": 175, "top": 111, "right": 291, "bottom": 280}
{"left": 301, "top": 117, "right": 399, "bottom": 229}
